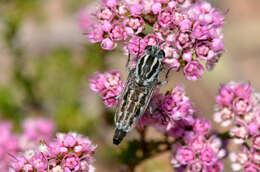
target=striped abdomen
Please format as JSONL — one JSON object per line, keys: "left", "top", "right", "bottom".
{"left": 113, "top": 72, "right": 157, "bottom": 145}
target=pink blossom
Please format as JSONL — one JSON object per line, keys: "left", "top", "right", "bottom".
{"left": 195, "top": 42, "right": 215, "bottom": 60}
{"left": 183, "top": 60, "right": 204, "bottom": 80}
{"left": 129, "top": 4, "right": 143, "bottom": 16}
{"left": 102, "top": 0, "right": 118, "bottom": 8}
{"left": 124, "top": 17, "right": 145, "bottom": 35}
{"left": 253, "top": 135, "right": 260, "bottom": 150}
{"left": 10, "top": 132, "right": 96, "bottom": 172}
{"left": 176, "top": 146, "right": 194, "bottom": 164}
{"left": 82, "top": 0, "right": 225, "bottom": 80}
{"left": 0, "top": 122, "right": 19, "bottom": 171}
{"left": 204, "top": 161, "right": 224, "bottom": 172}
{"left": 151, "top": 2, "right": 162, "bottom": 14}
{"left": 199, "top": 147, "right": 217, "bottom": 165}
{"left": 109, "top": 23, "right": 127, "bottom": 41}
{"left": 97, "top": 7, "right": 114, "bottom": 21}
{"left": 78, "top": 7, "right": 93, "bottom": 32}
{"left": 88, "top": 24, "right": 104, "bottom": 43}
{"left": 22, "top": 117, "right": 55, "bottom": 143}
{"left": 193, "top": 117, "right": 211, "bottom": 135}
{"left": 216, "top": 85, "right": 235, "bottom": 107}
{"left": 213, "top": 107, "right": 234, "bottom": 127}
{"left": 233, "top": 97, "right": 251, "bottom": 115}
{"left": 158, "top": 7, "right": 173, "bottom": 27}
{"left": 187, "top": 161, "right": 203, "bottom": 172}
{"left": 31, "top": 152, "right": 48, "bottom": 170}
{"left": 101, "top": 38, "right": 116, "bottom": 50}
{"left": 126, "top": 36, "right": 146, "bottom": 56}
{"left": 179, "top": 19, "right": 193, "bottom": 32}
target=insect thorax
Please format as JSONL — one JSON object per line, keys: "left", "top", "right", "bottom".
{"left": 135, "top": 46, "right": 164, "bottom": 86}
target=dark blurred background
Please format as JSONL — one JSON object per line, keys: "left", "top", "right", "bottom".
{"left": 0, "top": 0, "right": 259, "bottom": 171}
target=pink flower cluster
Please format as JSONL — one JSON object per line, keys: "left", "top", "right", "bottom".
{"left": 171, "top": 134, "right": 225, "bottom": 172}
{"left": 137, "top": 86, "right": 226, "bottom": 171}
{"left": 89, "top": 70, "right": 123, "bottom": 107}
{"left": 139, "top": 86, "right": 195, "bottom": 134}
{"left": 19, "top": 117, "right": 55, "bottom": 150}
{"left": 214, "top": 82, "right": 260, "bottom": 144}
{"left": 230, "top": 139, "right": 260, "bottom": 172}
{"left": 10, "top": 133, "right": 96, "bottom": 172}
{"left": 81, "top": 0, "right": 225, "bottom": 80}
{"left": 0, "top": 117, "right": 55, "bottom": 171}
{"left": 0, "top": 122, "right": 19, "bottom": 171}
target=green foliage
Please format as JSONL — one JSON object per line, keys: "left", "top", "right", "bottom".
{"left": 117, "top": 140, "right": 142, "bottom": 166}
{"left": 0, "top": 88, "right": 22, "bottom": 120}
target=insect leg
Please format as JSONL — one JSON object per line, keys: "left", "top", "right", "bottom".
{"left": 102, "top": 95, "right": 119, "bottom": 101}
{"left": 135, "top": 39, "right": 141, "bottom": 65}
{"left": 149, "top": 103, "right": 153, "bottom": 114}
{"left": 125, "top": 47, "right": 131, "bottom": 72}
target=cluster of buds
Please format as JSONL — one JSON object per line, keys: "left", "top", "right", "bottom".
{"left": 19, "top": 118, "right": 55, "bottom": 150}
{"left": 9, "top": 133, "right": 96, "bottom": 172}
{"left": 138, "top": 86, "right": 195, "bottom": 134}
{"left": 214, "top": 82, "right": 260, "bottom": 144}
{"left": 214, "top": 82, "right": 260, "bottom": 171}
{"left": 0, "top": 118, "right": 55, "bottom": 171}
{"left": 171, "top": 134, "right": 225, "bottom": 172}
{"left": 89, "top": 70, "right": 123, "bottom": 107}
{"left": 230, "top": 137, "right": 260, "bottom": 172}
{"left": 0, "top": 122, "right": 19, "bottom": 171}
{"left": 80, "top": 0, "right": 225, "bottom": 80}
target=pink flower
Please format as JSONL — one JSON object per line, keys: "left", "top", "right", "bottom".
{"left": 22, "top": 117, "right": 55, "bottom": 144}
{"left": 143, "top": 34, "right": 161, "bottom": 46}
{"left": 62, "top": 154, "right": 80, "bottom": 171}
{"left": 204, "top": 161, "right": 224, "bottom": 172}
{"left": 213, "top": 107, "right": 234, "bottom": 127}
{"left": 187, "top": 161, "right": 203, "bottom": 172}
{"left": 63, "top": 134, "right": 76, "bottom": 147}
{"left": 211, "top": 38, "right": 224, "bottom": 52}
{"left": 0, "top": 122, "right": 19, "bottom": 171}
{"left": 177, "top": 32, "right": 192, "bottom": 49}
{"left": 31, "top": 152, "right": 48, "bottom": 170}
{"left": 102, "top": 0, "right": 118, "bottom": 8}
{"left": 199, "top": 147, "right": 217, "bottom": 165}
{"left": 193, "top": 117, "right": 211, "bottom": 135}
{"left": 151, "top": 2, "right": 162, "bottom": 14}
{"left": 176, "top": 146, "right": 194, "bottom": 164}
{"left": 183, "top": 60, "right": 204, "bottom": 80}
{"left": 88, "top": 24, "right": 104, "bottom": 43}
{"left": 97, "top": 7, "right": 114, "bottom": 21}
{"left": 233, "top": 97, "right": 251, "bottom": 115}
{"left": 126, "top": 36, "right": 146, "bottom": 56}
{"left": 195, "top": 42, "right": 215, "bottom": 60}
{"left": 109, "top": 23, "right": 127, "bottom": 41}
{"left": 179, "top": 19, "right": 192, "bottom": 32}
{"left": 216, "top": 85, "right": 235, "bottom": 107}
{"left": 124, "top": 17, "right": 145, "bottom": 35}
{"left": 243, "top": 163, "right": 259, "bottom": 172}
{"left": 129, "top": 4, "right": 143, "bottom": 16}
{"left": 78, "top": 7, "right": 93, "bottom": 32}
{"left": 253, "top": 135, "right": 260, "bottom": 150}
{"left": 10, "top": 132, "right": 96, "bottom": 171}
{"left": 158, "top": 7, "right": 173, "bottom": 27}
{"left": 89, "top": 71, "right": 123, "bottom": 107}
{"left": 101, "top": 38, "right": 116, "bottom": 50}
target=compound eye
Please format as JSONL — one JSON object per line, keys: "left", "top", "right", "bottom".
{"left": 145, "top": 45, "right": 153, "bottom": 53}
{"left": 158, "top": 50, "right": 165, "bottom": 58}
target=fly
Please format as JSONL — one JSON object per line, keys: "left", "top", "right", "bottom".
{"left": 113, "top": 44, "right": 171, "bottom": 145}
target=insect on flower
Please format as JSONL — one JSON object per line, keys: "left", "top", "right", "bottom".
{"left": 112, "top": 43, "right": 171, "bottom": 145}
